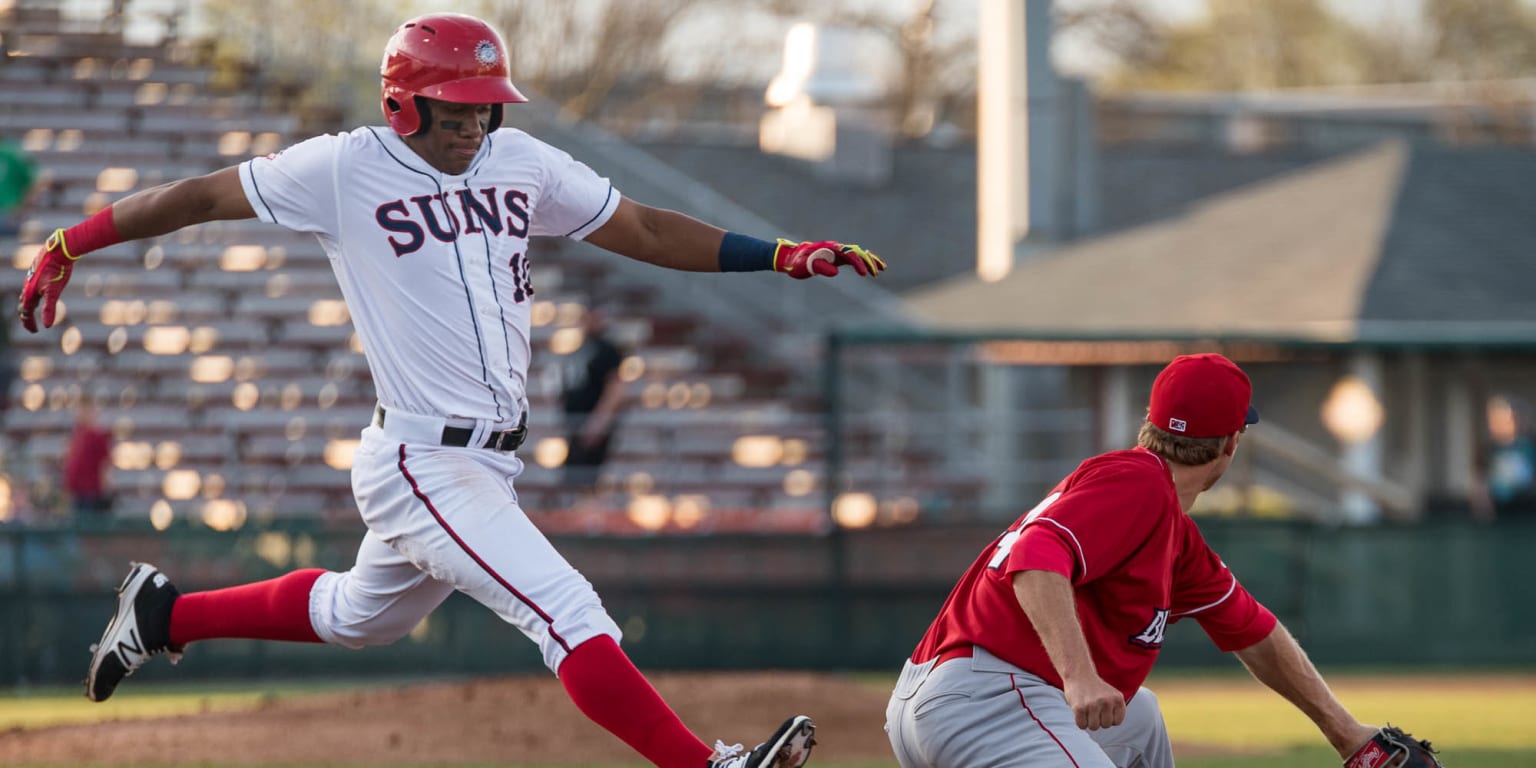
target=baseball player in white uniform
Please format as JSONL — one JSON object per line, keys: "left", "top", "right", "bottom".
{"left": 17, "top": 13, "right": 885, "bottom": 768}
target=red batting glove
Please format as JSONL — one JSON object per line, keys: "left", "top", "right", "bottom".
{"left": 18, "top": 228, "right": 80, "bottom": 332}
{"left": 773, "top": 239, "right": 887, "bottom": 280}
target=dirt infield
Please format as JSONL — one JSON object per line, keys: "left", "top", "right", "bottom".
{"left": 16, "top": 670, "right": 1512, "bottom": 765}
{"left": 0, "top": 672, "right": 899, "bottom": 766}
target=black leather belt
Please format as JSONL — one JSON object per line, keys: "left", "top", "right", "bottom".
{"left": 375, "top": 406, "right": 528, "bottom": 452}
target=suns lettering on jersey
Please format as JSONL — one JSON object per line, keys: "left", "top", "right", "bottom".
{"left": 1129, "top": 607, "right": 1170, "bottom": 649}
{"left": 374, "top": 186, "right": 534, "bottom": 257}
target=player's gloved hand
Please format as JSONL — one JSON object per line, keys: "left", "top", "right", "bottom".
{"left": 1344, "top": 725, "right": 1444, "bottom": 768}
{"left": 773, "top": 239, "right": 886, "bottom": 280}
{"left": 18, "top": 228, "right": 80, "bottom": 332}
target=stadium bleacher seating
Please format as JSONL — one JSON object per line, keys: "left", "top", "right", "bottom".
{"left": 0, "top": 11, "right": 976, "bottom": 535}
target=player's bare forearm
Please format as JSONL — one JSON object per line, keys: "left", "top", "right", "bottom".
{"left": 1012, "top": 570, "right": 1098, "bottom": 682}
{"left": 586, "top": 199, "right": 725, "bottom": 272}
{"left": 1012, "top": 569, "right": 1125, "bottom": 729}
{"left": 19, "top": 166, "right": 255, "bottom": 332}
{"left": 111, "top": 166, "right": 257, "bottom": 241}
{"left": 1233, "top": 623, "right": 1374, "bottom": 757}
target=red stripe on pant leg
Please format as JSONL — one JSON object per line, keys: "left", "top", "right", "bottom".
{"left": 396, "top": 445, "right": 571, "bottom": 652}
{"left": 1011, "top": 673, "right": 1082, "bottom": 768}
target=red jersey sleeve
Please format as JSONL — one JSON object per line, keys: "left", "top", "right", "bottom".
{"left": 1014, "top": 523, "right": 1077, "bottom": 580}
{"left": 1170, "top": 520, "right": 1277, "bottom": 652}
{"left": 1006, "top": 456, "right": 1169, "bottom": 585}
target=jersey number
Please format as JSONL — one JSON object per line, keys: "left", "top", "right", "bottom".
{"left": 509, "top": 253, "right": 535, "bottom": 303}
{"left": 986, "top": 492, "right": 1062, "bottom": 570}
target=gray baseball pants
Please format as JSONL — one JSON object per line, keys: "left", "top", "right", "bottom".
{"left": 886, "top": 646, "right": 1175, "bottom": 768}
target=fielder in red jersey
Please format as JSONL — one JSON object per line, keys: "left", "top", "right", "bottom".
{"left": 887, "top": 354, "right": 1389, "bottom": 768}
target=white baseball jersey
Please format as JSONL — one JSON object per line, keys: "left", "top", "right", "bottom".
{"left": 236, "top": 126, "right": 627, "bottom": 674}
{"left": 238, "top": 125, "right": 622, "bottom": 425}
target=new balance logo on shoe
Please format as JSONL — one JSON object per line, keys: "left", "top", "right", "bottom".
{"left": 114, "top": 626, "right": 148, "bottom": 667}
{"left": 85, "top": 563, "right": 182, "bottom": 702}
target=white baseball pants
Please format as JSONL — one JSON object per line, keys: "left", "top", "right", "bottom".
{"left": 305, "top": 410, "right": 621, "bottom": 673}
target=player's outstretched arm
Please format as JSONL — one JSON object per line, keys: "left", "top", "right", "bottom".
{"left": 1235, "top": 625, "right": 1442, "bottom": 765}
{"left": 584, "top": 199, "right": 885, "bottom": 278}
{"left": 1232, "top": 623, "right": 1379, "bottom": 758}
{"left": 18, "top": 166, "right": 255, "bottom": 332}
{"left": 109, "top": 165, "right": 258, "bottom": 240}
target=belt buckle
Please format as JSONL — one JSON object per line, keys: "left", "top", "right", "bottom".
{"left": 492, "top": 427, "right": 522, "bottom": 451}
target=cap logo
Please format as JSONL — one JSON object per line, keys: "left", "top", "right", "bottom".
{"left": 1168, "top": 418, "right": 1187, "bottom": 433}
{"left": 475, "top": 40, "right": 499, "bottom": 66}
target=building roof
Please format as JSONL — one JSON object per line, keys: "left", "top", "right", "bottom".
{"left": 904, "top": 141, "right": 1536, "bottom": 346}
{"left": 630, "top": 138, "right": 1349, "bottom": 294}
{"left": 1364, "top": 147, "right": 1536, "bottom": 326}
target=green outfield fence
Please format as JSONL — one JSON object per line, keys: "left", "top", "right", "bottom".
{"left": 0, "top": 517, "right": 1531, "bottom": 687}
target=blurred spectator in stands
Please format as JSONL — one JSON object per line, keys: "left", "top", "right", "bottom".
{"left": 0, "top": 135, "right": 37, "bottom": 237}
{"left": 560, "top": 305, "right": 626, "bottom": 493}
{"left": 62, "top": 402, "right": 113, "bottom": 518}
{"left": 1476, "top": 394, "right": 1536, "bottom": 520}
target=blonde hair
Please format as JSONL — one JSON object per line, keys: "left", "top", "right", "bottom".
{"left": 1136, "top": 421, "right": 1226, "bottom": 466}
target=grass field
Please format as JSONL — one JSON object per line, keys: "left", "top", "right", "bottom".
{"left": 0, "top": 678, "right": 412, "bottom": 730}
{"left": 2, "top": 671, "right": 1532, "bottom": 767}
{"left": 1147, "top": 670, "right": 1536, "bottom": 749}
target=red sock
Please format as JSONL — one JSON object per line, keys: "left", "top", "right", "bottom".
{"left": 169, "top": 569, "right": 326, "bottom": 645}
{"left": 560, "top": 635, "right": 713, "bottom": 768}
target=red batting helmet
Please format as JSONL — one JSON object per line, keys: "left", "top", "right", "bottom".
{"left": 380, "top": 13, "right": 527, "bottom": 136}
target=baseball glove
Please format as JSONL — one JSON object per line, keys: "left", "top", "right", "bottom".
{"left": 1344, "top": 725, "right": 1444, "bottom": 768}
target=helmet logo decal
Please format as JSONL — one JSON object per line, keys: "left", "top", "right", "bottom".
{"left": 475, "top": 40, "right": 499, "bottom": 67}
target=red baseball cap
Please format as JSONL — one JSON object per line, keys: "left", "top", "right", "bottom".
{"left": 1147, "top": 353, "right": 1261, "bottom": 439}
